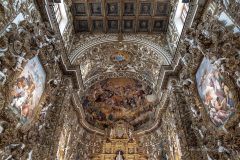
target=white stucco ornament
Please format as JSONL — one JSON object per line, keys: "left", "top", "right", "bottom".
{"left": 146, "top": 94, "right": 157, "bottom": 103}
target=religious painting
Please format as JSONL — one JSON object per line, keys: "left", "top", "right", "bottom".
{"left": 81, "top": 78, "right": 158, "bottom": 130}
{"left": 140, "top": 3, "right": 151, "bottom": 15}
{"left": 196, "top": 58, "right": 236, "bottom": 127}
{"left": 124, "top": 2, "right": 134, "bottom": 15}
{"left": 10, "top": 56, "right": 46, "bottom": 123}
{"left": 156, "top": 2, "right": 169, "bottom": 16}
{"left": 90, "top": 3, "right": 102, "bottom": 15}
{"left": 76, "top": 20, "right": 88, "bottom": 32}
{"left": 108, "top": 20, "right": 118, "bottom": 32}
{"left": 74, "top": 3, "right": 86, "bottom": 15}
{"left": 107, "top": 2, "right": 119, "bottom": 15}
{"left": 123, "top": 20, "right": 134, "bottom": 32}
{"left": 153, "top": 20, "right": 167, "bottom": 32}
{"left": 92, "top": 20, "right": 103, "bottom": 32}
{"left": 139, "top": 20, "right": 149, "bottom": 32}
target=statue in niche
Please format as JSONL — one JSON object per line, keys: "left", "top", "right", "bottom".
{"left": 116, "top": 151, "right": 124, "bottom": 160}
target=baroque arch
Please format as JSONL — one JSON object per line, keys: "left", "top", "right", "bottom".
{"left": 69, "top": 33, "right": 172, "bottom": 90}
{"left": 68, "top": 33, "right": 173, "bottom": 133}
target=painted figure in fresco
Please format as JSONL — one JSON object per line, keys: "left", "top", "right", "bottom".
{"left": 196, "top": 58, "right": 235, "bottom": 127}
{"left": 82, "top": 78, "right": 157, "bottom": 129}
{"left": 11, "top": 75, "right": 35, "bottom": 116}
{"left": 10, "top": 56, "right": 46, "bottom": 123}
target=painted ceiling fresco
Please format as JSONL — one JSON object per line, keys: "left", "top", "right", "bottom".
{"left": 72, "top": 0, "right": 170, "bottom": 33}
{"left": 81, "top": 78, "right": 158, "bottom": 130}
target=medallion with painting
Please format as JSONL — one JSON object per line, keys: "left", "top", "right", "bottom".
{"left": 196, "top": 58, "right": 236, "bottom": 127}
{"left": 10, "top": 56, "right": 46, "bottom": 124}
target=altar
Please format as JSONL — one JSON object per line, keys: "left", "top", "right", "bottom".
{"left": 92, "top": 121, "right": 147, "bottom": 160}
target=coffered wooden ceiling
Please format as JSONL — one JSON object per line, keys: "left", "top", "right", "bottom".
{"left": 71, "top": 0, "right": 171, "bottom": 33}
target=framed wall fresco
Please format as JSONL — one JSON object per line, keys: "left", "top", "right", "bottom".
{"left": 10, "top": 56, "right": 46, "bottom": 123}
{"left": 196, "top": 58, "right": 236, "bottom": 127}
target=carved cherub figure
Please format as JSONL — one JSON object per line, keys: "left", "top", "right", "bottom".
{"left": 217, "top": 140, "right": 230, "bottom": 158}
{"left": 211, "top": 57, "right": 229, "bottom": 73}
{"left": 0, "top": 68, "right": 7, "bottom": 85}
{"left": 235, "top": 71, "right": 240, "bottom": 88}
{"left": 54, "top": 54, "right": 61, "bottom": 65}
{"left": 0, "top": 35, "right": 8, "bottom": 57}
{"left": 0, "top": 120, "right": 7, "bottom": 133}
{"left": 13, "top": 52, "right": 27, "bottom": 71}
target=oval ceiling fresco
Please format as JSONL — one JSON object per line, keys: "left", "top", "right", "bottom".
{"left": 81, "top": 78, "right": 158, "bottom": 130}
